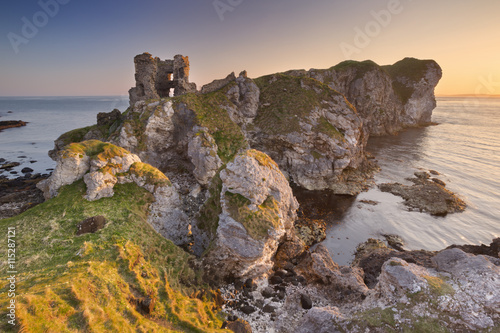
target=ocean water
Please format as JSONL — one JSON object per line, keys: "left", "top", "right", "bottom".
{"left": 0, "top": 96, "right": 498, "bottom": 265}
{"left": 323, "top": 97, "right": 500, "bottom": 264}
{"left": 0, "top": 96, "right": 129, "bottom": 176}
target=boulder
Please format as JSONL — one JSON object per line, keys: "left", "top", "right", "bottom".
{"left": 203, "top": 149, "right": 298, "bottom": 279}
{"left": 295, "top": 245, "right": 368, "bottom": 300}
{"left": 296, "top": 307, "right": 344, "bottom": 333}
{"left": 187, "top": 127, "right": 223, "bottom": 185}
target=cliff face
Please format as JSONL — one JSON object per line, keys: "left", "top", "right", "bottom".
{"left": 293, "top": 57, "right": 442, "bottom": 136}
{"left": 46, "top": 55, "right": 442, "bottom": 282}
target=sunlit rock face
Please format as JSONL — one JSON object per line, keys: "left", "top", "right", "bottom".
{"left": 291, "top": 57, "right": 442, "bottom": 136}
{"left": 203, "top": 149, "right": 299, "bottom": 280}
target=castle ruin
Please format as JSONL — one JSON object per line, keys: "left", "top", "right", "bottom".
{"left": 128, "top": 53, "right": 197, "bottom": 106}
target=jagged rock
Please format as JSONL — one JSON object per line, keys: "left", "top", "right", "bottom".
{"left": 446, "top": 238, "right": 500, "bottom": 258}
{"left": 293, "top": 57, "right": 442, "bottom": 136}
{"left": 353, "top": 238, "right": 436, "bottom": 288}
{"left": 225, "top": 72, "right": 260, "bottom": 123}
{"left": 273, "top": 233, "right": 306, "bottom": 269}
{"left": 83, "top": 171, "right": 117, "bottom": 201}
{"left": 187, "top": 127, "right": 223, "bottom": 185}
{"left": 201, "top": 72, "right": 236, "bottom": 94}
{"left": 0, "top": 120, "right": 27, "bottom": 131}
{"left": 431, "top": 249, "right": 500, "bottom": 328}
{"left": 357, "top": 249, "right": 500, "bottom": 331}
{"left": 296, "top": 307, "right": 344, "bottom": 333}
{"left": 203, "top": 149, "right": 298, "bottom": 279}
{"left": 295, "top": 245, "right": 368, "bottom": 299}
{"left": 370, "top": 257, "right": 434, "bottom": 301}
{"left": 38, "top": 141, "right": 190, "bottom": 246}
{"left": 250, "top": 74, "right": 368, "bottom": 194}
{"left": 97, "top": 109, "right": 121, "bottom": 127}
{"left": 37, "top": 150, "right": 91, "bottom": 199}
{"left": 379, "top": 175, "right": 466, "bottom": 215}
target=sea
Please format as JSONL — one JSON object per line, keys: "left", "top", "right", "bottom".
{"left": 1, "top": 96, "right": 499, "bottom": 264}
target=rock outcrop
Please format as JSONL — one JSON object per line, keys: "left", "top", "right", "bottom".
{"left": 249, "top": 74, "right": 369, "bottom": 194}
{"left": 50, "top": 54, "right": 441, "bottom": 197}
{"left": 203, "top": 149, "right": 299, "bottom": 279}
{"left": 289, "top": 57, "right": 442, "bottom": 136}
{"left": 378, "top": 171, "right": 466, "bottom": 216}
{"left": 37, "top": 140, "right": 191, "bottom": 245}
{"left": 0, "top": 120, "right": 27, "bottom": 131}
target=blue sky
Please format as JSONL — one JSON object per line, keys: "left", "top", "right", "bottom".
{"left": 1, "top": 0, "right": 500, "bottom": 96}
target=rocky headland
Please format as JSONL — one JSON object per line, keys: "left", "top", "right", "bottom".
{"left": 2, "top": 53, "right": 498, "bottom": 332}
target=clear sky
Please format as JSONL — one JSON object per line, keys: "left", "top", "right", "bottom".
{"left": 1, "top": 0, "right": 499, "bottom": 96}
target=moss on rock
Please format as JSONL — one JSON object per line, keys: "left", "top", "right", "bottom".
{"left": 128, "top": 162, "right": 172, "bottom": 187}
{"left": 225, "top": 191, "right": 280, "bottom": 240}
{"left": 254, "top": 74, "right": 343, "bottom": 135}
{"left": 174, "top": 90, "right": 247, "bottom": 163}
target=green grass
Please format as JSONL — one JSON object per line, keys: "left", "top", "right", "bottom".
{"left": 225, "top": 192, "right": 280, "bottom": 240}
{"left": 254, "top": 74, "right": 343, "bottom": 135}
{"left": 174, "top": 90, "right": 247, "bottom": 163}
{"left": 315, "top": 116, "right": 345, "bottom": 142}
{"left": 383, "top": 58, "right": 434, "bottom": 82}
{"left": 382, "top": 58, "right": 435, "bottom": 104}
{"left": 0, "top": 181, "right": 226, "bottom": 332}
{"left": 128, "top": 162, "right": 173, "bottom": 187}
{"left": 333, "top": 59, "right": 380, "bottom": 80}
{"left": 56, "top": 126, "right": 94, "bottom": 147}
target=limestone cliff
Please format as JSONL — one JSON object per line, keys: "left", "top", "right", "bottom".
{"left": 290, "top": 57, "right": 442, "bottom": 136}
{"left": 203, "top": 149, "right": 299, "bottom": 279}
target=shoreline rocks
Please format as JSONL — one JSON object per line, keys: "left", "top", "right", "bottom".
{"left": 378, "top": 171, "right": 466, "bottom": 216}
{"left": 0, "top": 173, "right": 48, "bottom": 219}
{"left": 0, "top": 120, "right": 27, "bottom": 131}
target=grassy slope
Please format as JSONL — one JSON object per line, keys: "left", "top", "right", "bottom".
{"left": 174, "top": 89, "right": 247, "bottom": 164}
{"left": 254, "top": 74, "right": 348, "bottom": 136}
{"left": 0, "top": 181, "right": 226, "bottom": 333}
{"left": 382, "top": 57, "right": 434, "bottom": 104}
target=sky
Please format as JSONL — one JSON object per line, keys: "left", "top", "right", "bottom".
{"left": 1, "top": 0, "right": 499, "bottom": 96}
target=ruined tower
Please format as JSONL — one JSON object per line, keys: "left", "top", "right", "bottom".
{"left": 128, "top": 53, "right": 197, "bottom": 106}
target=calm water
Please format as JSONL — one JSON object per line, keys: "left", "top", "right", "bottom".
{"left": 0, "top": 96, "right": 129, "bottom": 176}
{"left": 324, "top": 97, "right": 500, "bottom": 264}
{"left": 1, "top": 96, "right": 498, "bottom": 265}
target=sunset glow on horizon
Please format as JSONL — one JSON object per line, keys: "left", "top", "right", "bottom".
{"left": 1, "top": 0, "right": 499, "bottom": 97}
